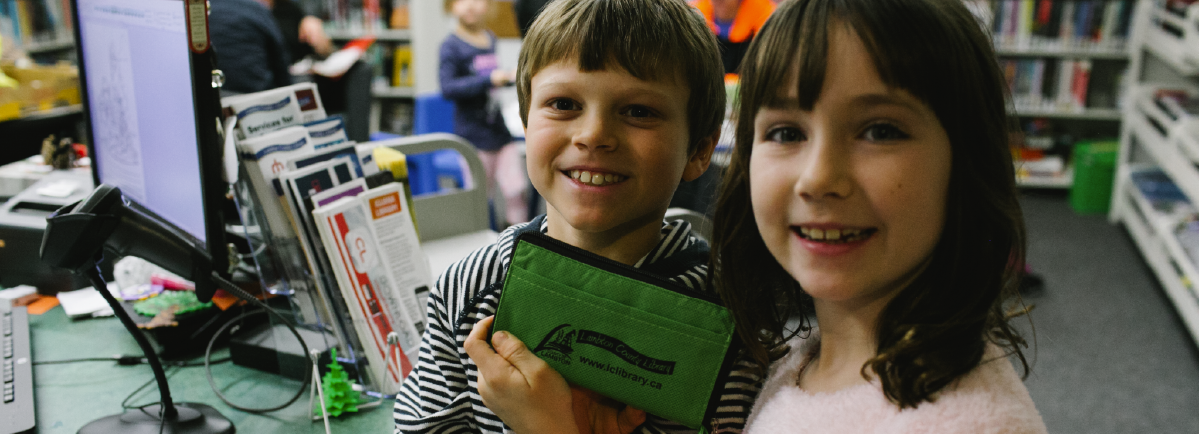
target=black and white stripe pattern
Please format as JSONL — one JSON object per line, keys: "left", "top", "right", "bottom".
{"left": 394, "top": 217, "right": 762, "bottom": 434}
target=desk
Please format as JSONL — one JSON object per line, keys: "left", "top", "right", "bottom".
{"left": 29, "top": 307, "right": 393, "bottom": 433}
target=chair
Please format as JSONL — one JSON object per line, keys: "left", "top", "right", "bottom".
{"left": 367, "top": 133, "right": 499, "bottom": 277}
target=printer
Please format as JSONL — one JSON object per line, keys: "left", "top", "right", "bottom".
{"left": 0, "top": 170, "right": 101, "bottom": 292}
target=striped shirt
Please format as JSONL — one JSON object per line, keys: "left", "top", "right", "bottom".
{"left": 394, "top": 215, "right": 762, "bottom": 433}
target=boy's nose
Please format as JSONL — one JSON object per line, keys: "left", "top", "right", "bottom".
{"left": 794, "top": 135, "right": 852, "bottom": 200}
{"left": 572, "top": 112, "right": 618, "bottom": 152}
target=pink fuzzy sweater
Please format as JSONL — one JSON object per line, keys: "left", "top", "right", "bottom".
{"left": 744, "top": 335, "right": 1048, "bottom": 434}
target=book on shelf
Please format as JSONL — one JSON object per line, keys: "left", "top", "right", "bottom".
{"left": 1001, "top": 57, "right": 1119, "bottom": 113}
{"left": 1, "top": 0, "right": 72, "bottom": 47}
{"left": 324, "top": 0, "right": 407, "bottom": 32}
{"left": 987, "top": 0, "right": 1133, "bottom": 51}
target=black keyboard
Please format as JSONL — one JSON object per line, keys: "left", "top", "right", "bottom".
{"left": 0, "top": 307, "right": 34, "bottom": 434}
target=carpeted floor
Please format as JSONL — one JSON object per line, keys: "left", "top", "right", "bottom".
{"left": 1016, "top": 190, "right": 1197, "bottom": 433}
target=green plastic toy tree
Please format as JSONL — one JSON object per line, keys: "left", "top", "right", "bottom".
{"left": 315, "top": 348, "right": 361, "bottom": 417}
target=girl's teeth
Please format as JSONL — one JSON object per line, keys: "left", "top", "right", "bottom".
{"left": 569, "top": 170, "right": 623, "bottom": 186}
{"left": 799, "top": 227, "right": 871, "bottom": 242}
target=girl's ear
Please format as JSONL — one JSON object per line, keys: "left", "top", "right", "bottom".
{"left": 682, "top": 131, "right": 720, "bottom": 182}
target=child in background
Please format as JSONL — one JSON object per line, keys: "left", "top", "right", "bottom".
{"left": 709, "top": 0, "right": 1049, "bottom": 432}
{"left": 397, "top": 0, "right": 761, "bottom": 432}
{"left": 440, "top": 0, "right": 527, "bottom": 226}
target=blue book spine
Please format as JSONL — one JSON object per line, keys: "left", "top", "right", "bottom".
{"left": 7, "top": 0, "right": 21, "bottom": 45}
{"left": 1074, "top": 0, "right": 1089, "bottom": 41}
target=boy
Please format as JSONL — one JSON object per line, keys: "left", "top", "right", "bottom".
{"left": 394, "top": 0, "right": 760, "bottom": 432}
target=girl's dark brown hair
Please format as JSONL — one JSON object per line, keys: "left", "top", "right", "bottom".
{"left": 710, "top": 0, "right": 1029, "bottom": 409}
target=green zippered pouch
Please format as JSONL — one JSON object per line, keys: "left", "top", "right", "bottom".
{"left": 491, "top": 231, "right": 738, "bottom": 429}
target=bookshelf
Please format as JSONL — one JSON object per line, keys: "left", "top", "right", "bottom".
{"left": 1109, "top": 0, "right": 1198, "bottom": 343}
{"left": 323, "top": 7, "right": 419, "bottom": 137}
{"left": 976, "top": 0, "right": 1138, "bottom": 189}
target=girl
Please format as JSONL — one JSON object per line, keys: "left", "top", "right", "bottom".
{"left": 440, "top": 0, "right": 528, "bottom": 227}
{"left": 710, "top": 0, "right": 1049, "bottom": 431}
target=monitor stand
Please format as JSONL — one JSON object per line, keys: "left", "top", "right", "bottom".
{"left": 75, "top": 265, "right": 234, "bottom": 434}
{"left": 78, "top": 402, "right": 233, "bottom": 434}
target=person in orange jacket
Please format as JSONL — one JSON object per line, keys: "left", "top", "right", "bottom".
{"left": 691, "top": 0, "right": 776, "bottom": 74}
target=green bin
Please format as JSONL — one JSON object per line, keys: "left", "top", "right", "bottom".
{"left": 1069, "top": 140, "right": 1119, "bottom": 214}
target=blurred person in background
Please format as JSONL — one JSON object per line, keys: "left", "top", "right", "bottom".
{"left": 690, "top": 0, "right": 775, "bottom": 74}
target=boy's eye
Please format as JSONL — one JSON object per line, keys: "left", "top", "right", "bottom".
{"left": 623, "top": 106, "right": 654, "bottom": 118}
{"left": 862, "top": 123, "right": 910, "bottom": 141}
{"left": 550, "top": 98, "right": 580, "bottom": 111}
{"left": 765, "top": 127, "right": 805, "bottom": 143}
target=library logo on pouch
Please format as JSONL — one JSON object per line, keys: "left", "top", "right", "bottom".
{"left": 533, "top": 324, "right": 677, "bottom": 376}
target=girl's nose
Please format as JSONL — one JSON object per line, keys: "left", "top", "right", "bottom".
{"left": 794, "top": 134, "right": 853, "bottom": 200}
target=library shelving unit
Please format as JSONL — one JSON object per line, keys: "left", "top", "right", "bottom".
{"left": 328, "top": 27, "right": 416, "bottom": 135}
{"left": 982, "top": 0, "right": 1137, "bottom": 189}
{"left": 1109, "top": 0, "right": 1199, "bottom": 343}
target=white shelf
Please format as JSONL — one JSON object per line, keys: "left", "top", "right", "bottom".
{"left": 371, "top": 85, "right": 415, "bottom": 99}
{"left": 995, "top": 47, "right": 1130, "bottom": 60}
{"left": 1123, "top": 164, "right": 1199, "bottom": 286}
{"left": 1128, "top": 91, "right": 1200, "bottom": 205}
{"left": 1117, "top": 186, "right": 1199, "bottom": 343}
{"left": 327, "top": 29, "right": 411, "bottom": 42}
{"left": 1013, "top": 108, "right": 1123, "bottom": 121}
{"left": 23, "top": 37, "right": 75, "bottom": 54}
{"left": 1113, "top": 0, "right": 1200, "bottom": 345}
{"left": 1142, "top": 7, "right": 1199, "bottom": 76}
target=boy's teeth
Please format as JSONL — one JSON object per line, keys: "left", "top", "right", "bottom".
{"left": 810, "top": 229, "right": 825, "bottom": 240}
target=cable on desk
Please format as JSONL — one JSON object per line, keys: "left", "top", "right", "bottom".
{"left": 33, "top": 355, "right": 232, "bottom": 367}
{"left": 204, "top": 272, "right": 312, "bottom": 413}
{"left": 122, "top": 366, "right": 181, "bottom": 411}
{"left": 33, "top": 356, "right": 131, "bottom": 365}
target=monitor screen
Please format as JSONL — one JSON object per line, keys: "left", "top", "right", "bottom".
{"left": 76, "top": 0, "right": 207, "bottom": 245}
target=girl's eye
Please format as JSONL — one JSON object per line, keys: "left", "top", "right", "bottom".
{"left": 550, "top": 99, "right": 580, "bottom": 111}
{"left": 765, "top": 127, "right": 805, "bottom": 143}
{"left": 862, "top": 123, "right": 910, "bottom": 141}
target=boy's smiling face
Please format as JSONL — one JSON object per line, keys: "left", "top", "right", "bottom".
{"left": 525, "top": 60, "right": 712, "bottom": 261}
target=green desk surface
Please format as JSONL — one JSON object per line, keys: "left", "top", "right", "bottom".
{"left": 29, "top": 306, "right": 393, "bottom": 433}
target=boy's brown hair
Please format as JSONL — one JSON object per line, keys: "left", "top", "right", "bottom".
{"left": 516, "top": 0, "right": 726, "bottom": 154}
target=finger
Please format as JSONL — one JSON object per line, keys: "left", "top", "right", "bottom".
{"left": 616, "top": 406, "right": 647, "bottom": 433}
{"left": 571, "top": 388, "right": 593, "bottom": 434}
{"left": 464, "top": 316, "right": 516, "bottom": 381}
{"left": 490, "top": 329, "right": 549, "bottom": 380}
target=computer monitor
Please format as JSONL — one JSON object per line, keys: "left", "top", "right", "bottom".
{"left": 71, "top": 0, "right": 228, "bottom": 293}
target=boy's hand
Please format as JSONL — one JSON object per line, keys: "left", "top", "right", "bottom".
{"left": 465, "top": 316, "right": 646, "bottom": 434}
{"left": 572, "top": 387, "right": 647, "bottom": 434}
{"left": 466, "top": 315, "right": 577, "bottom": 433}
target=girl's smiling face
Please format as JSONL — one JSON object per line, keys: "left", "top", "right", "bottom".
{"left": 750, "top": 24, "right": 952, "bottom": 309}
